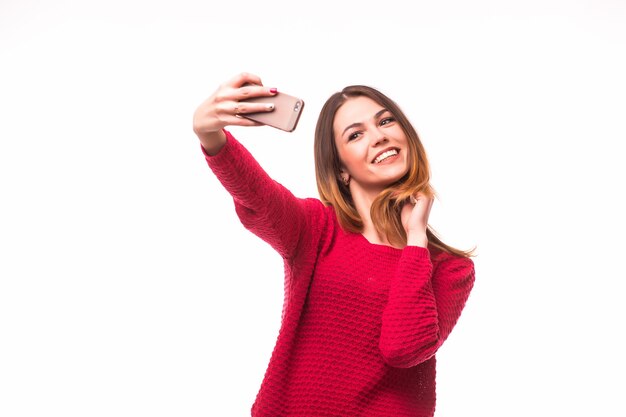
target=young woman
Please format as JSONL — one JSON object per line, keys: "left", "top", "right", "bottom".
{"left": 193, "top": 72, "right": 475, "bottom": 417}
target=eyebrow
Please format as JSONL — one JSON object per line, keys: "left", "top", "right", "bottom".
{"left": 341, "top": 108, "right": 389, "bottom": 137}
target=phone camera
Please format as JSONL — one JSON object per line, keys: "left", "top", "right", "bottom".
{"left": 293, "top": 101, "right": 301, "bottom": 112}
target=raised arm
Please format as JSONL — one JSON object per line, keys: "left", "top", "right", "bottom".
{"left": 192, "top": 73, "right": 307, "bottom": 260}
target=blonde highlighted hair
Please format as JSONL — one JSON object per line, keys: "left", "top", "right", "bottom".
{"left": 314, "top": 85, "right": 473, "bottom": 257}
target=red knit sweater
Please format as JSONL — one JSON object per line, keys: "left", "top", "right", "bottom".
{"left": 203, "top": 131, "right": 475, "bottom": 417}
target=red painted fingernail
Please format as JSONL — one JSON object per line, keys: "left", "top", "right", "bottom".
{"left": 270, "top": 88, "right": 278, "bottom": 94}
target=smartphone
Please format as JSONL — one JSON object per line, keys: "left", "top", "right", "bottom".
{"left": 241, "top": 92, "right": 305, "bottom": 132}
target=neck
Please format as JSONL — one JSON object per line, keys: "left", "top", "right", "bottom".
{"left": 349, "top": 183, "right": 393, "bottom": 246}
{"left": 349, "top": 184, "right": 378, "bottom": 220}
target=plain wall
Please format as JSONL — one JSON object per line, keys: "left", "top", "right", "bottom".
{"left": 1, "top": 0, "right": 625, "bottom": 416}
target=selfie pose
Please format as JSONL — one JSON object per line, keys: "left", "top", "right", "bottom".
{"left": 193, "top": 72, "right": 476, "bottom": 417}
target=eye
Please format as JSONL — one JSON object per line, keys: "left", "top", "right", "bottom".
{"left": 380, "top": 117, "right": 395, "bottom": 126}
{"left": 348, "top": 131, "right": 361, "bottom": 141}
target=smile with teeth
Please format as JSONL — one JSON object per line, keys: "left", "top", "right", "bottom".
{"left": 373, "top": 149, "right": 399, "bottom": 164}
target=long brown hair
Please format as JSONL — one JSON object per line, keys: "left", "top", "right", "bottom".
{"left": 314, "top": 85, "right": 474, "bottom": 257}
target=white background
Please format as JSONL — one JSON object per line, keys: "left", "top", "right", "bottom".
{"left": 1, "top": 0, "right": 625, "bottom": 416}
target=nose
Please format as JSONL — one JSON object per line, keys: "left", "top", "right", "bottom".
{"left": 371, "top": 126, "right": 388, "bottom": 147}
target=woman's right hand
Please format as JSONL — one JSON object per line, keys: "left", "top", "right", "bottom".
{"left": 192, "top": 72, "right": 278, "bottom": 155}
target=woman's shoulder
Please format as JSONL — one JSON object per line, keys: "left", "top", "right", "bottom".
{"left": 300, "top": 198, "right": 338, "bottom": 228}
{"left": 428, "top": 244, "right": 475, "bottom": 270}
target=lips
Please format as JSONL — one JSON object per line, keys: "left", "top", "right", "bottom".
{"left": 372, "top": 148, "right": 400, "bottom": 164}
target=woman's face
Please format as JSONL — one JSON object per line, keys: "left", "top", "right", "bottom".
{"left": 333, "top": 96, "right": 410, "bottom": 194}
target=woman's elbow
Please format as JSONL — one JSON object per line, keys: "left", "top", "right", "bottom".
{"left": 378, "top": 339, "right": 439, "bottom": 368}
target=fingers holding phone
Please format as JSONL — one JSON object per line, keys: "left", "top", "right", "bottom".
{"left": 233, "top": 87, "right": 278, "bottom": 119}
{"left": 193, "top": 72, "right": 304, "bottom": 152}
{"left": 234, "top": 75, "right": 305, "bottom": 132}
{"left": 216, "top": 73, "right": 279, "bottom": 125}
{"left": 240, "top": 91, "right": 304, "bottom": 132}
{"left": 193, "top": 73, "right": 273, "bottom": 134}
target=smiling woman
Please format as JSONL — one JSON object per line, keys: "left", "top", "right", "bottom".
{"left": 316, "top": 86, "right": 473, "bottom": 254}
{"left": 192, "top": 72, "right": 476, "bottom": 417}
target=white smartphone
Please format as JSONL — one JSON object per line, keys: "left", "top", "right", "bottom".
{"left": 241, "top": 92, "right": 305, "bottom": 132}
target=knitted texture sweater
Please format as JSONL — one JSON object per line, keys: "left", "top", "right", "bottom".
{"left": 203, "top": 131, "right": 475, "bottom": 417}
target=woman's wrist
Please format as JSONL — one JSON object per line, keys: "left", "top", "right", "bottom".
{"left": 198, "top": 129, "right": 227, "bottom": 156}
{"left": 406, "top": 231, "right": 428, "bottom": 247}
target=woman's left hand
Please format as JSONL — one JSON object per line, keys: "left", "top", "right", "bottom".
{"left": 401, "top": 193, "right": 434, "bottom": 247}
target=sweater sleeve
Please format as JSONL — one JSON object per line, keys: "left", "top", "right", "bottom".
{"left": 378, "top": 247, "right": 475, "bottom": 368}
{"left": 202, "top": 130, "right": 307, "bottom": 261}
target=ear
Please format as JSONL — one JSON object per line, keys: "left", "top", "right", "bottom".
{"left": 339, "top": 169, "right": 351, "bottom": 186}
